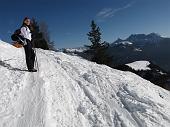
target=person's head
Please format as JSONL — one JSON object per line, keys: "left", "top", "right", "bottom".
{"left": 23, "top": 17, "right": 31, "bottom": 26}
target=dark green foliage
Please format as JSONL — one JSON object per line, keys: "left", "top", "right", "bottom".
{"left": 87, "top": 20, "right": 101, "bottom": 48}
{"left": 39, "top": 22, "right": 55, "bottom": 50}
{"left": 31, "top": 18, "right": 55, "bottom": 50}
{"left": 85, "top": 20, "right": 112, "bottom": 66}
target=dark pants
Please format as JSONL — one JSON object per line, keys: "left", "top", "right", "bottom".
{"left": 24, "top": 40, "right": 35, "bottom": 70}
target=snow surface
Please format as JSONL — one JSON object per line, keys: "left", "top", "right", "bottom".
{"left": 63, "top": 47, "right": 86, "bottom": 53}
{"left": 158, "top": 71, "right": 167, "bottom": 75}
{"left": 115, "top": 41, "right": 133, "bottom": 45}
{"left": 0, "top": 40, "right": 170, "bottom": 127}
{"left": 126, "top": 61, "right": 151, "bottom": 71}
{"left": 134, "top": 48, "right": 142, "bottom": 52}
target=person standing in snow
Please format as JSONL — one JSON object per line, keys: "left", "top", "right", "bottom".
{"left": 20, "top": 17, "right": 37, "bottom": 72}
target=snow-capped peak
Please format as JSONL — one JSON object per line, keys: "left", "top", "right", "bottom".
{"left": 0, "top": 41, "right": 170, "bottom": 127}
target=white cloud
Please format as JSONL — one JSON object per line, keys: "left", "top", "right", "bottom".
{"left": 97, "top": 1, "right": 135, "bottom": 20}
{"left": 97, "top": 8, "right": 114, "bottom": 18}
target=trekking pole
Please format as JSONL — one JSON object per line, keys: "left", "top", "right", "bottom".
{"left": 32, "top": 40, "right": 39, "bottom": 71}
{"left": 34, "top": 47, "right": 39, "bottom": 71}
{"left": 36, "top": 49, "right": 39, "bottom": 71}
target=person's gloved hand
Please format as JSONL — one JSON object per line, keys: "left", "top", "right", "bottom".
{"left": 23, "top": 39, "right": 27, "bottom": 46}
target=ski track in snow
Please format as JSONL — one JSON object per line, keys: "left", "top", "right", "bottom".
{"left": 0, "top": 41, "right": 170, "bottom": 127}
{"left": 16, "top": 72, "right": 46, "bottom": 127}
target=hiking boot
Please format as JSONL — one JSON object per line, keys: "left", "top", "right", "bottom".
{"left": 28, "top": 68, "right": 37, "bottom": 72}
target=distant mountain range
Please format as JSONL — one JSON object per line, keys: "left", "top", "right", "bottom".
{"left": 61, "top": 33, "right": 170, "bottom": 72}
{"left": 111, "top": 33, "right": 163, "bottom": 47}
{"left": 109, "top": 33, "right": 170, "bottom": 71}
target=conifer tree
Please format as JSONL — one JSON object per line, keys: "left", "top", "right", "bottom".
{"left": 86, "top": 20, "right": 112, "bottom": 66}
{"left": 31, "top": 18, "right": 55, "bottom": 50}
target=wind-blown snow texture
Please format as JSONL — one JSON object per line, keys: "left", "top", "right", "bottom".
{"left": 0, "top": 40, "right": 170, "bottom": 127}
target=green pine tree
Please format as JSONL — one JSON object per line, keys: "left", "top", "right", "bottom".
{"left": 85, "top": 20, "right": 113, "bottom": 66}
{"left": 87, "top": 20, "right": 102, "bottom": 48}
{"left": 31, "top": 18, "right": 55, "bottom": 50}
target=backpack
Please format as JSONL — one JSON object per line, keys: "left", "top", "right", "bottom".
{"left": 14, "top": 29, "right": 21, "bottom": 35}
{"left": 11, "top": 26, "right": 28, "bottom": 41}
{"left": 11, "top": 28, "right": 25, "bottom": 48}
{"left": 11, "top": 29, "right": 21, "bottom": 41}
{"left": 12, "top": 42, "right": 23, "bottom": 48}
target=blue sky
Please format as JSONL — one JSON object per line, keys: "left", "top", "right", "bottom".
{"left": 0, "top": 0, "right": 170, "bottom": 48}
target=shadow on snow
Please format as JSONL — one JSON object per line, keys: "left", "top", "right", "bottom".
{"left": 0, "top": 59, "right": 28, "bottom": 72}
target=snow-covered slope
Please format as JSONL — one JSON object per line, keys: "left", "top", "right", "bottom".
{"left": 0, "top": 41, "right": 170, "bottom": 127}
{"left": 126, "top": 61, "right": 151, "bottom": 71}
